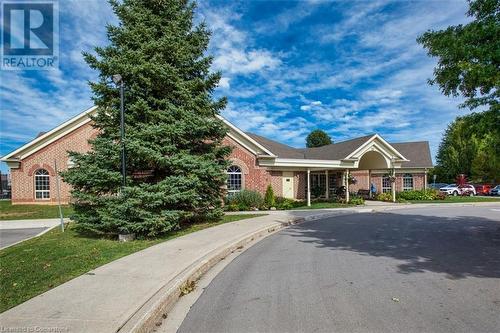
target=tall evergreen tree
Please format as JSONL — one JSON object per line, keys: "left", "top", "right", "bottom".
{"left": 63, "top": 0, "right": 230, "bottom": 237}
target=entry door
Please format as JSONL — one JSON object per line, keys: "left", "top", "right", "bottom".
{"left": 282, "top": 172, "right": 294, "bottom": 199}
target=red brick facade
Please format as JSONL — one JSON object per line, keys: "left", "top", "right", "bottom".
{"left": 8, "top": 123, "right": 427, "bottom": 204}
{"left": 10, "top": 123, "right": 98, "bottom": 204}
{"left": 223, "top": 136, "right": 281, "bottom": 196}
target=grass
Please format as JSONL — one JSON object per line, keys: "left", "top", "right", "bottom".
{"left": 0, "top": 200, "right": 74, "bottom": 220}
{"left": 405, "top": 196, "right": 500, "bottom": 204}
{"left": 291, "top": 201, "right": 355, "bottom": 210}
{"left": 0, "top": 213, "right": 265, "bottom": 313}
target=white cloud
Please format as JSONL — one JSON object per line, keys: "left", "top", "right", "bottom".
{"left": 200, "top": 5, "right": 282, "bottom": 76}
{"left": 213, "top": 49, "right": 281, "bottom": 74}
{"left": 219, "top": 77, "right": 231, "bottom": 89}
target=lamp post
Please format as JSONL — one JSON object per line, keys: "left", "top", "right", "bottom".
{"left": 112, "top": 74, "right": 126, "bottom": 190}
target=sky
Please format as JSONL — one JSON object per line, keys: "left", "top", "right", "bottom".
{"left": 0, "top": 0, "right": 473, "bottom": 173}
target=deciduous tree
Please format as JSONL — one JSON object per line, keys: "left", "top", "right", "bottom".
{"left": 417, "top": 0, "right": 499, "bottom": 112}
{"left": 306, "top": 129, "right": 332, "bottom": 148}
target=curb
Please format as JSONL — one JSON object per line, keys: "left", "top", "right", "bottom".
{"left": 372, "top": 201, "right": 500, "bottom": 212}
{"left": 118, "top": 210, "right": 365, "bottom": 333}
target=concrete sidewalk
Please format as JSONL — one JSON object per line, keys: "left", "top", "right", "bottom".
{"left": 0, "top": 210, "right": 362, "bottom": 333}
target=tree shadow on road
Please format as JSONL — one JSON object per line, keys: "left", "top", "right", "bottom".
{"left": 286, "top": 212, "right": 500, "bottom": 279}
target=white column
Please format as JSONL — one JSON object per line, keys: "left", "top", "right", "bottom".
{"left": 368, "top": 169, "right": 372, "bottom": 198}
{"left": 307, "top": 169, "right": 311, "bottom": 207}
{"left": 424, "top": 169, "right": 428, "bottom": 190}
{"left": 391, "top": 169, "right": 396, "bottom": 203}
{"left": 345, "top": 169, "right": 350, "bottom": 203}
{"left": 325, "top": 170, "right": 329, "bottom": 199}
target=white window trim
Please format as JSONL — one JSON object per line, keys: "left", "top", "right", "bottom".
{"left": 34, "top": 169, "right": 50, "bottom": 200}
{"left": 382, "top": 175, "right": 391, "bottom": 193}
{"left": 402, "top": 173, "right": 414, "bottom": 191}
{"left": 227, "top": 165, "right": 242, "bottom": 195}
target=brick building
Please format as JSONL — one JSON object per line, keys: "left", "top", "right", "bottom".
{"left": 1, "top": 106, "right": 433, "bottom": 205}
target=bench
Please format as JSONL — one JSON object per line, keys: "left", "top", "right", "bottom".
{"left": 357, "top": 189, "right": 371, "bottom": 199}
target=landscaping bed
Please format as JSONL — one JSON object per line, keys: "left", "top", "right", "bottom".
{"left": 0, "top": 201, "right": 74, "bottom": 221}
{"left": 0, "top": 213, "right": 265, "bottom": 313}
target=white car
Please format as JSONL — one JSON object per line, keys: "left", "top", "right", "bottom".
{"left": 439, "top": 184, "right": 476, "bottom": 196}
{"left": 439, "top": 184, "right": 460, "bottom": 196}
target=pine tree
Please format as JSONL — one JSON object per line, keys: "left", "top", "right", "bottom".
{"left": 62, "top": 0, "right": 230, "bottom": 237}
{"left": 264, "top": 184, "right": 275, "bottom": 208}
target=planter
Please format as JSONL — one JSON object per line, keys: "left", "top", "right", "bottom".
{"left": 118, "top": 233, "right": 136, "bottom": 242}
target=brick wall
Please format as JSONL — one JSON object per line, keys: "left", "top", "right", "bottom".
{"left": 349, "top": 170, "right": 369, "bottom": 193}
{"left": 11, "top": 123, "right": 99, "bottom": 204}
{"left": 223, "top": 136, "right": 277, "bottom": 195}
{"left": 9, "top": 122, "right": 427, "bottom": 205}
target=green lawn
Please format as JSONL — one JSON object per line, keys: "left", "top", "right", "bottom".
{"left": 0, "top": 200, "right": 74, "bottom": 220}
{"left": 0, "top": 213, "right": 265, "bottom": 313}
{"left": 291, "top": 201, "right": 355, "bottom": 210}
{"left": 406, "top": 196, "right": 500, "bottom": 204}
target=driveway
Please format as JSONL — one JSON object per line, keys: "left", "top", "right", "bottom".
{"left": 179, "top": 206, "right": 500, "bottom": 333}
{"left": 0, "top": 218, "right": 61, "bottom": 249}
{"left": 0, "top": 227, "right": 48, "bottom": 249}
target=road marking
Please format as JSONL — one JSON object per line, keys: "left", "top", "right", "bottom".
{"left": 491, "top": 209, "right": 500, "bottom": 212}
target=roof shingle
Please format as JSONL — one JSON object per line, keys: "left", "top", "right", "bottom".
{"left": 246, "top": 132, "right": 433, "bottom": 168}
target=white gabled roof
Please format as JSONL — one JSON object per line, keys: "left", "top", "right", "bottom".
{"left": 216, "top": 115, "right": 276, "bottom": 157}
{"left": 1, "top": 106, "right": 97, "bottom": 162}
{"left": 344, "top": 134, "right": 409, "bottom": 162}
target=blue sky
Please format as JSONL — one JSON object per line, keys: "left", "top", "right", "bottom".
{"left": 0, "top": 0, "right": 472, "bottom": 173}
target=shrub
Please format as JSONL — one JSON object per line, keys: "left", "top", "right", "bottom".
{"left": 264, "top": 184, "right": 276, "bottom": 208}
{"left": 226, "top": 190, "right": 263, "bottom": 210}
{"left": 376, "top": 192, "right": 393, "bottom": 202}
{"left": 275, "top": 197, "right": 298, "bottom": 210}
{"left": 349, "top": 196, "right": 364, "bottom": 205}
{"left": 224, "top": 203, "right": 240, "bottom": 212}
{"left": 434, "top": 191, "right": 446, "bottom": 200}
{"left": 311, "top": 185, "right": 324, "bottom": 199}
{"left": 397, "top": 189, "right": 440, "bottom": 201}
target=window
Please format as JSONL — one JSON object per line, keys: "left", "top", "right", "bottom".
{"left": 306, "top": 173, "right": 326, "bottom": 198}
{"left": 34, "top": 169, "right": 50, "bottom": 199}
{"left": 403, "top": 173, "right": 413, "bottom": 191}
{"left": 382, "top": 175, "right": 392, "bottom": 193}
{"left": 328, "top": 172, "right": 340, "bottom": 197}
{"left": 227, "top": 165, "right": 242, "bottom": 195}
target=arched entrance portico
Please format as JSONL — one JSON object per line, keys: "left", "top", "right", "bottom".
{"left": 351, "top": 149, "right": 397, "bottom": 202}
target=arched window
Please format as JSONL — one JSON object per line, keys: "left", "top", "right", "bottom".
{"left": 34, "top": 169, "right": 50, "bottom": 199}
{"left": 403, "top": 173, "right": 414, "bottom": 191}
{"left": 227, "top": 165, "right": 242, "bottom": 195}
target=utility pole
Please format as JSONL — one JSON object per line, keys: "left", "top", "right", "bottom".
{"left": 113, "top": 74, "right": 126, "bottom": 191}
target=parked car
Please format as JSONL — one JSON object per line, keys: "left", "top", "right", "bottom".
{"left": 474, "top": 184, "right": 492, "bottom": 196}
{"left": 429, "top": 183, "right": 449, "bottom": 190}
{"left": 439, "top": 184, "right": 461, "bottom": 196}
{"left": 439, "top": 184, "right": 476, "bottom": 196}
{"left": 490, "top": 185, "right": 500, "bottom": 196}
{"left": 458, "top": 184, "right": 476, "bottom": 196}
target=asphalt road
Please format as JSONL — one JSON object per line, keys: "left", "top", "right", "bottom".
{"left": 179, "top": 206, "right": 500, "bottom": 333}
{"left": 0, "top": 227, "right": 47, "bottom": 249}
